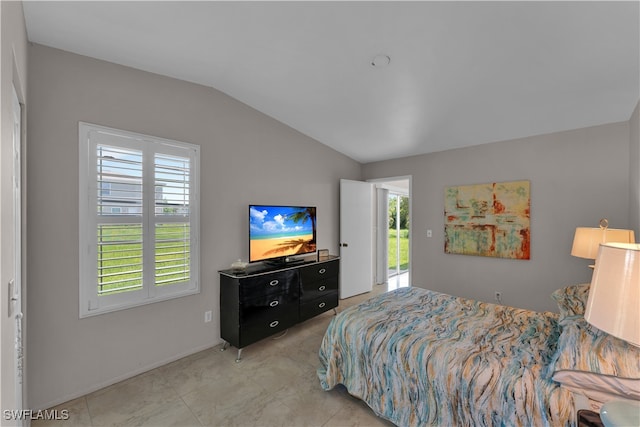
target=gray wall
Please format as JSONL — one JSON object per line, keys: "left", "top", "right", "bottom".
{"left": 24, "top": 40, "right": 640, "bottom": 411}
{"left": 363, "top": 122, "right": 631, "bottom": 313}
{"left": 27, "top": 44, "right": 361, "bottom": 409}
{"left": 1, "top": 0, "right": 28, "bottom": 419}
{"left": 630, "top": 101, "right": 640, "bottom": 235}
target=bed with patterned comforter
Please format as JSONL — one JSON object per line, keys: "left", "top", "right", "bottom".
{"left": 318, "top": 287, "right": 575, "bottom": 426}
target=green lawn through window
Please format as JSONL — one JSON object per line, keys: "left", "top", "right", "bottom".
{"left": 388, "top": 228, "right": 409, "bottom": 271}
{"left": 97, "top": 223, "right": 190, "bottom": 295}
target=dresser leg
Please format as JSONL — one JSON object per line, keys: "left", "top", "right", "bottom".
{"left": 220, "top": 341, "right": 229, "bottom": 352}
{"left": 333, "top": 308, "right": 338, "bottom": 315}
{"left": 235, "top": 349, "right": 243, "bottom": 363}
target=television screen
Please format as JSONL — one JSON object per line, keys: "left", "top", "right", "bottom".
{"left": 249, "top": 205, "right": 317, "bottom": 263}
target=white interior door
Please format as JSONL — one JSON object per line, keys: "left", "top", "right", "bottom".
{"left": 339, "top": 179, "right": 374, "bottom": 299}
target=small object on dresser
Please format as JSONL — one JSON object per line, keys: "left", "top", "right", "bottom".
{"left": 230, "top": 259, "right": 248, "bottom": 273}
{"left": 317, "top": 249, "right": 330, "bottom": 261}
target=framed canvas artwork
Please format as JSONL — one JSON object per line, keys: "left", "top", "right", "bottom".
{"left": 444, "top": 180, "right": 530, "bottom": 260}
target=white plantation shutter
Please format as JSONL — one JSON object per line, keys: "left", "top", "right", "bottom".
{"left": 97, "top": 223, "right": 144, "bottom": 295}
{"left": 154, "top": 153, "right": 191, "bottom": 287}
{"left": 96, "top": 145, "right": 144, "bottom": 296}
{"left": 79, "top": 123, "right": 200, "bottom": 317}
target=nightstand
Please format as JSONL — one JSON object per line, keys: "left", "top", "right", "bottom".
{"left": 577, "top": 409, "right": 604, "bottom": 427}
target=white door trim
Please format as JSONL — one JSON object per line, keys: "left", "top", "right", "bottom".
{"left": 12, "top": 84, "right": 25, "bottom": 423}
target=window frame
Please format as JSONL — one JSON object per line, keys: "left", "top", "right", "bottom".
{"left": 79, "top": 122, "right": 200, "bottom": 318}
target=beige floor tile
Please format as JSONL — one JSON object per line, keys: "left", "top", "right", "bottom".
{"left": 159, "top": 347, "right": 238, "bottom": 397}
{"left": 180, "top": 374, "right": 269, "bottom": 426}
{"left": 323, "top": 404, "right": 395, "bottom": 427}
{"left": 36, "top": 286, "right": 395, "bottom": 426}
{"left": 321, "top": 388, "right": 396, "bottom": 427}
{"left": 213, "top": 395, "right": 294, "bottom": 427}
{"left": 273, "top": 331, "right": 325, "bottom": 367}
{"left": 235, "top": 351, "right": 316, "bottom": 393}
{"left": 220, "top": 331, "right": 292, "bottom": 364}
{"left": 86, "top": 370, "right": 185, "bottom": 426}
{"left": 31, "top": 397, "right": 92, "bottom": 427}
{"left": 104, "top": 399, "right": 201, "bottom": 427}
{"left": 293, "top": 312, "right": 338, "bottom": 337}
{"left": 273, "top": 369, "right": 349, "bottom": 427}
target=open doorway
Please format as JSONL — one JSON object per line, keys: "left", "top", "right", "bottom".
{"left": 388, "top": 192, "right": 409, "bottom": 279}
{"left": 369, "top": 177, "right": 411, "bottom": 290}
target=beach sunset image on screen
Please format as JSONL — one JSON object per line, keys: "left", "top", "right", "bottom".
{"left": 249, "top": 205, "right": 317, "bottom": 262}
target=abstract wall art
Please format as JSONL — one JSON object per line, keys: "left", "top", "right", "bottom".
{"left": 444, "top": 180, "right": 530, "bottom": 260}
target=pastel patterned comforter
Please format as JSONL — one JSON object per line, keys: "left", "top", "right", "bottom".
{"left": 318, "top": 287, "right": 574, "bottom": 426}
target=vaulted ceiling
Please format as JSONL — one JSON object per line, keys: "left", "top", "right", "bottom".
{"left": 22, "top": 1, "right": 640, "bottom": 163}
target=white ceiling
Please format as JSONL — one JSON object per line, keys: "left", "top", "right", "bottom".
{"left": 22, "top": 1, "right": 640, "bottom": 163}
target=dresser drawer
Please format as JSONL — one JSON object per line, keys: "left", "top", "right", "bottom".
{"left": 239, "top": 269, "right": 299, "bottom": 299}
{"left": 299, "top": 291, "right": 338, "bottom": 322}
{"left": 241, "top": 308, "right": 298, "bottom": 346}
{"left": 240, "top": 294, "right": 298, "bottom": 324}
{"left": 300, "top": 276, "right": 338, "bottom": 302}
{"left": 300, "top": 260, "right": 338, "bottom": 284}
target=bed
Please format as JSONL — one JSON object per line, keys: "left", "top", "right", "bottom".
{"left": 318, "top": 286, "right": 640, "bottom": 426}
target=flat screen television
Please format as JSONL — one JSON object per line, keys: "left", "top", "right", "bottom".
{"left": 249, "top": 205, "right": 317, "bottom": 265}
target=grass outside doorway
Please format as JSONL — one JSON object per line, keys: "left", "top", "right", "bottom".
{"left": 388, "top": 228, "right": 409, "bottom": 272}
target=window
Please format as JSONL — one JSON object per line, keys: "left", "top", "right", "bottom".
{"left": 79, "top": 123, "right": 200, "bottom": 317}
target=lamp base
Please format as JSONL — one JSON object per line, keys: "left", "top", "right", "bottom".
{"left": 600, "top": 400, "right": 640, "bottom": 427}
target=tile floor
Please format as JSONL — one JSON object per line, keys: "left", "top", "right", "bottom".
{"left": 33, "top": 279, "right": 407, "bottom": 427}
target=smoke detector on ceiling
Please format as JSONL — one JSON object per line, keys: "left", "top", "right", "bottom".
{"left": 371, "top": 54, "right": 391, "bottom": 68}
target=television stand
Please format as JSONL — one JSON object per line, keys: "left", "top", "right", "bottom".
{"left": 219, "top": 256, "right": 339, "bottom": 361}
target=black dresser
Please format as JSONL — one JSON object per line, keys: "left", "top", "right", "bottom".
{"left": 219, "top": 256, "right": 339, "bottom": 361}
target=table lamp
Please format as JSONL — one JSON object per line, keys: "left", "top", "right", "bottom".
{"left": 583, "top": 242, "right": 640, "bottom": 427}
{"left": 571, "top": 219, "right": 635, "bottom": 268}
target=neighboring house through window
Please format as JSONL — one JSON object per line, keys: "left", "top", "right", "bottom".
{"left": 79, "top": 122, "right": 200, "bottom": 317}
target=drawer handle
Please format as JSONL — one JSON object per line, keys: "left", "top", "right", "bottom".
{"left": 319, "top": 268, "right": 326, "bottom": 274}
{"left": 269, "top": 300, "right": 279, "bottom": 307}
{"left": 318, "top": 285, "right": 326, "bottom": 291}
{"left": 269, "top": 320, "right": 279, "bottom": 328}
{"left": 318, "top": 302, "right": 326, "bottom": 308}
{"left": 269, "top": 279, "right": 279, "bottom": 286}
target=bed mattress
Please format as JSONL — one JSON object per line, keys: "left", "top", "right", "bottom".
{"left": 318, "top": 287, "right": 574, "bottom": 426}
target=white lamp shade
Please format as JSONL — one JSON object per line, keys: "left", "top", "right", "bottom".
{"left": 571, "top": 228, "right": 635, "bottom": 260}
{"left": 584, "top": 243, "right": 640, "bottom": 347}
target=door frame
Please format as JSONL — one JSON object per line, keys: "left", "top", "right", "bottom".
{"left": 7, "top": 82, "right": 25, "bottom": 425}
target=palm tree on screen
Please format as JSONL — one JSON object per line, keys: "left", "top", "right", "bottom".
{"left": 288, "top": 207, "right": 316, "bottom": 244}
{"left": 264, "top": 207, "right": 317, "bottom": 256}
